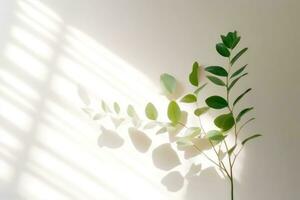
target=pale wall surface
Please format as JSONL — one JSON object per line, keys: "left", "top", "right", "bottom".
{"left": 0, "top": 0, "right": 299, "bottom": 200}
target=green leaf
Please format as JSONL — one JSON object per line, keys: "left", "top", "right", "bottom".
{"left": 181, "top": 94, "right": 197, "bottom": 103}
{"left": 228, "top": 73, "right": 248, "bottom": 91}
{"left": 221, "top": 31, "right": 240, "bottom": 49}
{"left": 156, "top": 127, "right": 168, "bottom": 135}
{"left": 205, "top": 66, "right": 228, "bottom": 77}
{"left": 230, "top": 48, "right": 248, "bottom": 65}
{"left": 216, "top": 43, "right": 230, "bottom": 57}
{"left": 233, "top": 88, "right": 252, "bottom": 106}
{"left": 194, "top": 83, "right": 207, "bottom": 95}
{"left": 205, "top": 96, "right": 228, "bottom": 109}
{"left": 160, "top": 73, "right": 176, "bottom": 94}
{"left": 214, "top": 113, "right": 235, "bottom": 131}
{"left": 145, "top": 102, "right": 158, "bottom": 120}
{"left": 127, "top": 104, "right": 136, "bottom": 118}
{"left": 221, "top": 35, "right": 233, "bottom": 49}
{"left": 206, "top": 130, "right": 225, "bottom": 142}
{"left": 177, "top": 127, "right": 201, "bottom": 147}
{"left": 206, "top": 76, "right": 225, "bottom": 86}
{"left": 228, "top": 145, "right": 237, "bottom": 156}
{"left": 167, "top": 101, "right": 181, "bottom": 124}
{"left": 230, "top": 64, "right": 247, "bottom": 79}
{"left": 194, "top": 107, "right": 209, "bottom": 116}
{"left": 113, "top": 102, "right": 120, "bottom": 114}
{"left": 242, "top": 134, "right": 262, "bottom": 145}
{"left": 232, "top": 36, "right": 241, "bottom": 49}
{"left": 239, "top": 117, "right": 255, "bottom": 131}
{"left": 189, "top": 62, "right": 200, "bottom": 86}
{"left": 236, "top": 107, "right": 253, "bottom": 122}
{"left": 101, "top": 100, "right": 110, "bottom": 112}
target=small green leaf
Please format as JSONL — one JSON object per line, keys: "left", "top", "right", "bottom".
{"left": 181, "top": 94, "right": 197, "bottom": 103}
{"left": 127, "top": 104, "right": 136, "bottom": 118}
{"left": 239, "top": 117, "right": 255, "bottom": 131}
{"left": 230, "top": 64, "right": 247, "bottom": 79}
{"left": 221, "top": 35, "right": 233, "bottom": 49}
{"left": 194, "top": 107, "right": 209, "bottom": 116}
{"left": 242, "top": 134, "right": 262, "bottom": 145}
{"left": 194, "top": 83, "right": 207, "bottom": 95}
{"left": 228, "top": 145, "right": 237, "bottom": 156}
{"left": 205, "top": 66, "right": 228, "bottom": 77}
{"left": 233, "top": 88, "right": 252, "bottom": 106}
{"left": 184, "top": 127, "right": 201, "bottom": 138}
{"left": 216, "top": 43, "right": 230, "bottom": 57}
{"left": 160, "top": 73, "right": 176, "bottom": 94}
{"left": 206, "top": 76, "right": 225, "bottom": 86}
{"left": 101, "top": 100, "right": 110, "bottom": 112}
{"left": 189, "top": 62, "right": 200, "bottom": 86}
{"left": 205, "top": 96, "right": 228, "bottom": 109}
{"left": 214, "top": 113, "right": 235, "bottom": 131}
{"left": 228, "top": 73, "right": 248, "bottom": 91}
{"left": 221, "top": 31, "right": 240, "bottom": 49}
{"left": 145, "top": 102, "right": 158, "bottom": 120}
{"left": 167, "top": 101, "right": 181, "bottom": 124}
{"left": 156, "top": 127, "right": 168, "bottom": 135}
{"left": 113, "top": 102, "right": 120, "bottom": 114}
{"left": 177, "top": 127, "right": 201, "bottom": 147}
{"left": 232, "top": 36, "right": 241, "bottom": 49}
{"left": 231, "top": 48, "right": 248, "bottom": 65}
{"left": 236, "top": 107, "right": 253, "bottom": 122}
{"left": 93, "top": 113, "right": 103, "bottom": 120}
{"left": 206, "top": 130, "right": 225, "bottom": 142}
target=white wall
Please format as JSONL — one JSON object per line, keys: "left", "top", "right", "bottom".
{"left": 0, "top": 0, "right": 299, "bottom": 199}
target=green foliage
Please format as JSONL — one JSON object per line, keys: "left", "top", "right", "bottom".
{"left": 205, "top": 96, "right": 228, "bottom": 109}
{"left": 145, "top": 103, "right": 158, "bottom": 120}
{"left": 221, "top": 31, "right": 240, "bottom": 49}
{"left": 205, "top": 66, "right": 228, "bottom": 77}
{"left": 189, "top": 62, "right": 200, "bottom": 86}
{"left": 180, "top": 94, "right": 197, "bottom": 103}
{"left": 236, "top": 107, "right": 253, "bottom": 122}
{"left": 160, "top": 73, "right": 176, "bottom": 94}
{"left": 194, "top": 107, "right": 209, "bottom": 116}
{"left": 113, "top": 102, "right": 120, "bottom": 114}
{"left": 228, "top": 145, "right": 237, "bottom": 156}
{"left": 101, "top": 100, "right": 110, "bottom": 112}
{"left": 233, "top": 88, "right": 251, "bottom": 106}
{"left": 231, "top": 48, "right": 248, "bottom": 65}
{"left": 242, "top": 134, "right": 262, "bottom": 145}
{"left": 206, "top": 130, "right": 225, "bottom": 142}
{"left": 214, "top": 113, "right": 235, "bottom": 131}
{"left": 207, "top": 75, "right": 226, "bottom": 86}
{"left": 230, "top": 64, "right": 247, "bottom": 79}
{"left": 167, "top": 101, "right": 181, "bottom": 124}
{"left": 83, "top": 31, "right": 260, "bottom": 200}
{"left": 194, "top": 83, "right": 207, "bottom": 95}
{"left": 216, "top": 43, "right": 230, "bottom": 57}
{"left": 176, "top": 127, "right": 201, "bottom": 147}
{"left": 228, "top": 73, "right": 248, "bottom": 91}
{"left": 127, "top": 104, "right": 137, "bottom": 118}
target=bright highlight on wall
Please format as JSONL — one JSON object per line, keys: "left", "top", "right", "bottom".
{"left": 0, "top": 0, "right": 244, "bottom": 199}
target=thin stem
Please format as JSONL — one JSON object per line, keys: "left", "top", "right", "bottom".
{"left": 176, "top": 120, "right": 228, "bottom": 174}
{"left": 193, "top": 145, "right": 226, "bottom": 171}
{"left": 230, "top": 176, "right": 234, "bottom": 200}
{"left": 177, "top": 121, "right": 188, "bottom": 129}
{"left": 195, "top": 106, "right": 231, "bottom": 178}
{"left": 232, "top": 146, "right": 244, "bottom": 166}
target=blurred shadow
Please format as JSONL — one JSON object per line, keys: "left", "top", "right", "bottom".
{"left": 98, "top": 126, "right": 124, "bottom": 149}
{"left": 128, "top": 127, "right": 152, "bottom": 153}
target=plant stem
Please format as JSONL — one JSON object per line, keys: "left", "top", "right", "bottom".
{"left": 230, "top": 176, "right": 234, "bottom": 200}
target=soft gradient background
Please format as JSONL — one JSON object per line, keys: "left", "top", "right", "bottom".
{"left": 0, "top": 0, "right": 299, "bottom": 199}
